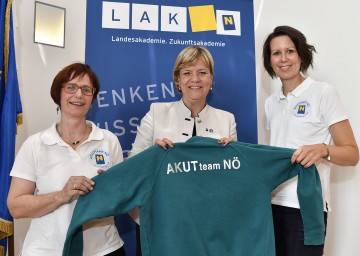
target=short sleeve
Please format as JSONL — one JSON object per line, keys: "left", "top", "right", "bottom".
{"left": 320, "top": 84, "right": 347, "bottom": 127}
{"left": 10, "top": 135, "right": 39, "bottom": 182}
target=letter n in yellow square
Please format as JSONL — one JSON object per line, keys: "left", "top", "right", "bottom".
{"left": 95, "top": 154, "right": 105, "bottom": 165}
{"left": 188, "top": 5, "right": 217, "bottom": 32}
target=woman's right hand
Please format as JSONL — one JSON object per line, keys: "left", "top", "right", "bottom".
{"left": 154, "top": 138, "right": 175, "bottom": 150}
{"left": 218, "top": 137, "right": 234, "bottom": 146}
{"left": 60, "top": 176, "right": 95, "bottom": 203}
{"left": 7, "top": 175, "right": 95, "bottom": 219}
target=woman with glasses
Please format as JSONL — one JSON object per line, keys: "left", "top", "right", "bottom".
{"left": 128, "top": 46, "right": 237, "bottom": 255}
{"left": 7, "top": 63, "right": 126, "bottom": 256}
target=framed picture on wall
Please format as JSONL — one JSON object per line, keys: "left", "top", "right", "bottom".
{"left": 34, "top": 1, "right": 65, "bottom": 48}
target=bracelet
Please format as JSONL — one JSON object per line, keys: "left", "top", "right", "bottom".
{"left": 322, "top": 143, "right": 331, "bottom": 161}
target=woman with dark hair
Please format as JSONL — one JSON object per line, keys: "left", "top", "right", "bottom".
{"left": 7, "top": 63, "right": 126, "bottom": 256}
{"left": 263, "top": 26, "right": 359, "bottom": 256}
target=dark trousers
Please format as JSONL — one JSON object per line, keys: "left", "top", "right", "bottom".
{"left": 272, "top": 204, "right": 328, "bottom": 256}
{"left": 105, "top": 246, "right": 126, "bottom": 256}
{"left": 136, "top": 223, "right": 142, "bottom": 255}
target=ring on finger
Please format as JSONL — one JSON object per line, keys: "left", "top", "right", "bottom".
{"left": 73, "top": 184, "right": 77, "bottom": 190}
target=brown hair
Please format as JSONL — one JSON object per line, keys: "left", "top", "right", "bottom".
{"left": 50, "top": 62, "right": 100, "bottom": 107}
{"left": 262, "top": 26, "right": 316, "bottom": 78}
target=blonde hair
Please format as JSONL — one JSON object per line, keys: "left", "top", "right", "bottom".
{"left": 173, "top": 46, "right": 214, "bottom": 91}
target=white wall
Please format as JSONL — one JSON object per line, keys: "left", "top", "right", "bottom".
{"left": 11, "top": 0, "right": 360, "bottom": 255}
{"left": 11, "top": 0, "right": 86, "bottom": 255}
{"left": 254, "top": 1, "right": 360, "bottom": 255}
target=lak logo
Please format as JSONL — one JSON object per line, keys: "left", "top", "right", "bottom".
{"left": 102, "top": 2, "right": 241, "bottom": 36}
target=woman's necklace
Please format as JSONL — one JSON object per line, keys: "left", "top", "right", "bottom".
{"left": 70, "top": 127, "right": 88, "bottom": 145}
{"left": 58, "top": 124, "right": 88, "bottom": 146}
{"left": 71, "top": 136, "right": 84, "bottom": 145}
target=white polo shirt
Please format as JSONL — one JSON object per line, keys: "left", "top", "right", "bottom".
{"left": 10, "top": 121, "right": 124, "bottom": 256}
{"left": 265, "top": 76, "right": 347, "bottom": 211}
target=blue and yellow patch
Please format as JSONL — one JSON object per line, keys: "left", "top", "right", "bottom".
{"left": 90, "top": 150, "right": 110, "bottom": 167}
{"left": 293, "top": 101, "right": 311, "bottom": 117}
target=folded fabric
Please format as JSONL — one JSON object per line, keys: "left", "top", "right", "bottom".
{"left": 63, "top": 136, "right": 324, "bottom": 256}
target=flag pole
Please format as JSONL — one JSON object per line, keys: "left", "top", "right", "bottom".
{"left": 8, "top": 234, "right": 14, "bottom": 256}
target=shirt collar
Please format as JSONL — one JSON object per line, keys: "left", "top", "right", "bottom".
{"left": 177, "top": 99, "right": 209, "bottom": 118}
{"left": 276, "top": 76, "right": 313, "bottom": 101}
{"left": 41, "top": 121, "right": 103, "bottom": 146}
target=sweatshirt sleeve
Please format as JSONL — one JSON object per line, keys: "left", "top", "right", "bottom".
{"left": 258, "top": 145, "right": 325, "bottom": 245}
{"left": 231, "top": 142, "right": 325, "bottom": 245}
{"left": 63, "top": 145, "right": 166, "bottom": 256}
{"left": 296, "top": 164, "right": 325, "bottom": 245}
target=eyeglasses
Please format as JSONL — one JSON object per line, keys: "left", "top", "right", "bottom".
{"left": 63, "top": 84, "right": 95, "bottom": 96}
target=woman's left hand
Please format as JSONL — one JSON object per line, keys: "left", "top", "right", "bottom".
{"left": 154, "top": 138, "right": 174, "bottom": 150}
{"left": 97, "top": 169, "right": 105, "bottom": 175}
{"left": 218, "top": 137, "right": 234, "bottom": 146}
{"left": 291, "top": 144, "right": 327, "bottom": 168}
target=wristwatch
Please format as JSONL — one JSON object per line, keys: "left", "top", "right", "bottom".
{"left": 322, "top": 143, "right": 331, "bottom": 161}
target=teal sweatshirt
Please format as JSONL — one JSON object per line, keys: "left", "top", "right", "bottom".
{"left": 63, "top": 137, "right": 324, "bottom": 256}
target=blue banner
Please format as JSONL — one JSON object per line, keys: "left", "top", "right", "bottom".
{"left": 0, "top": 0, "right": 22, "bottom": 253}
{"left": 86, "top": 0, "right": 257, "bottom": 156}
{"left": 86, "top": 1, "right": 256, "bottom": 254}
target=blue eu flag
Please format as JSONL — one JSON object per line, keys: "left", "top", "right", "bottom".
{"left": 0, "top": 0, "right": 23, "bottom": 254}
